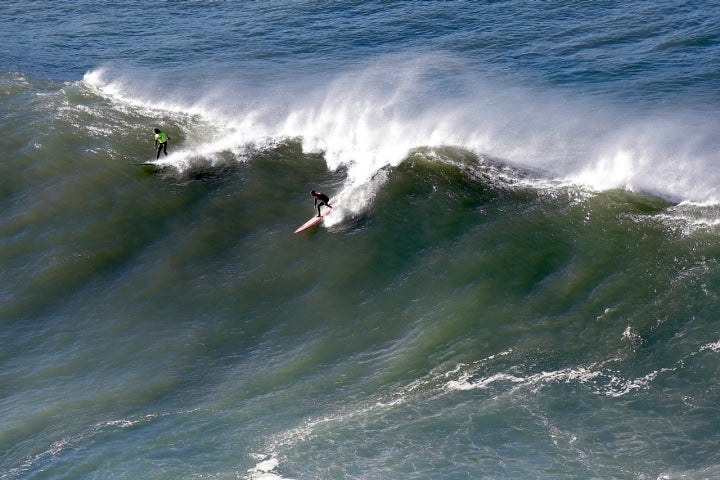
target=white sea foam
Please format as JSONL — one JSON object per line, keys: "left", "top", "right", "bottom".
{"left": 246, "top": 455, "right": 294, "bottom": 480}
{"left": 651, "top": 201, "right": 720, "bottom": 235}
{"left": 700, "top": 340, "right": 720, "bottom": 352}
{"left": 83, "top": 55, "right": 720, "bottom": 212}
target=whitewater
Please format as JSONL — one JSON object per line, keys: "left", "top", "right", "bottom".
{"left": 83, "top": 52, "right": 720, "bottom": 210}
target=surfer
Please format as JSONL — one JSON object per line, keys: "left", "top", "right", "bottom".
{"left": 310, "top": 190, "right": 332, "bottom": 217}
{"left": 153, "top": 128, "right": 171, "bottom": 159}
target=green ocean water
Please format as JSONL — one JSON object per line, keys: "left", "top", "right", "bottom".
{"left": 4, "top": 1, "right": 720, "bottom": 478}
{"left": 4, "top": 71, "right": 720, "bottom": 479}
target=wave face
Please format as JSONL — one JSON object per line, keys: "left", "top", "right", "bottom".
{"left": 3, "top": 2, "right": 720, "bottom": 479}
{"left": 81, "top": 50, "right": 720, "bottom": 206}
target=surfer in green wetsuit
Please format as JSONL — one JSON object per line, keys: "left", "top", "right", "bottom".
{"left": 311, "top": 190, "right": 332, "bottom": 217}
{"left": 153, "top": 128, "right": 170, "bottom": 159}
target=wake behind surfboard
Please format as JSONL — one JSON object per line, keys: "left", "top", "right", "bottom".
{"left": 294, "top": 205, "right": 335, "bottom": 233}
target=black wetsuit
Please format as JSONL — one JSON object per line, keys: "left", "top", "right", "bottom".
{"left": 314, "top": 193, "right": 331, "bottom": 216}
{"left": 156, "top": 141, "right": 167, "bottom": 159}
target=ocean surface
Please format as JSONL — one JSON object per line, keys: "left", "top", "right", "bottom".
{"left": 3, "top": 2, "right": 720, "bottom": 479}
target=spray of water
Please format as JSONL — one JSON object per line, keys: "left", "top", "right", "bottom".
{"left": 83, "top": 55, "right": 720, "bottom": 214}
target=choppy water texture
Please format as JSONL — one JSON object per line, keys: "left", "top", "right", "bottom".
{"left": 3, "top": 2, "right": 720, "bottom": 479}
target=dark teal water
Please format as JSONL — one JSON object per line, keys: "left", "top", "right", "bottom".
{"left": 3, "top": 2, "right": 720, "bottom": 479}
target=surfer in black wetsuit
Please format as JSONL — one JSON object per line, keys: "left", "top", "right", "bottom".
{"left": 311, "top": 190, "right": 332, "bottom": 217}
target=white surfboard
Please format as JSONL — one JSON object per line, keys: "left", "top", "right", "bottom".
{"left": 294, "top": 205, "right": 334, "bottom": 233}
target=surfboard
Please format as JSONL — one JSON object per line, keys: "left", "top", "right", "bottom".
{"left": 128, "top": 161, "right": 157, "bottom": 166}
{"left": 294, "top": 205, "right": 334, "bottom": 233}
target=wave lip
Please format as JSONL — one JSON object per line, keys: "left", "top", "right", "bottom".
{"left": 82, "top": 56, "right": 720, "bottom": 210}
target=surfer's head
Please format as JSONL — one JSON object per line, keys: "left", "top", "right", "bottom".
{"left": 153, "top": 128, "right": 160, "bottom": 134}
